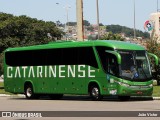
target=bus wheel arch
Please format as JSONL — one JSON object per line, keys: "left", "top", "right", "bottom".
{"left": 24, "top": 82, "right": 39, "bottom": 99}
{"left": 88, "top": 82, "right": 103, "bottom": 101}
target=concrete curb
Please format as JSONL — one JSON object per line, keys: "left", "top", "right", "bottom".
{"left": 0, "top": 94, "right": 11, "bottom": 97}
{"left": 152, "top": 97, "right": 160, "bottom": 100}
{"left": 131, "top": 96, "right": 160, "bottom": 100}
{"left": 0, "top": 94, "right": 25, "bottom": 97}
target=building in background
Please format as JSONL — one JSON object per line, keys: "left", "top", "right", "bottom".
{"left": 149, "top": 12, "right": 160, "bottom": 42}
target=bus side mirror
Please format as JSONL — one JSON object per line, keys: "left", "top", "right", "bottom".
{"left": 148, "top": 53, "right": 159, "bottom": 66}
{"left": 148, "top": 53, "right": 159, "bottom": 79}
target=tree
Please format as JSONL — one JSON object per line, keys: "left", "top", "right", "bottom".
{"left": 0, "top": 13, "right": 64, "bottom": 53}
{"left": 100, "top": 32, "right": 124, "bottom": 41}
{"left": 87, "top": 26, "right": 94, "bottom": 32}
{"left": 83, "top": 20, "right": 90, "bottom": 26}
{"left": 146, "top": 30, "right": 160, "bottom": 85}
{"left": 146, "top": 30, "right": 160, "bottom": 58}
{"left": 66, "top": 22, "right": 76, "bottom": 26}
{"left": 106, "top": 24, "right": 150, "bottom": 39}
{"left": 99, "top": 23, "right": 104, "bottom": 26}
{"left": 0, "top": 12, "right": 64, "bottom": 75}
{"left": 56, "top": 20, "right": 63, "bottom": 27}
{"left": 67, "top": 20, "right": 91, "bottom": 26}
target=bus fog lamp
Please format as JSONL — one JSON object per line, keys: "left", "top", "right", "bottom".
{"left": 109, "top": 89, "right": 117, "bottom": 95}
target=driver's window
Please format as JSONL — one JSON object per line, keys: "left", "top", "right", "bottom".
{"left": 106, "top": 53, "right": 118, "bottom": 76}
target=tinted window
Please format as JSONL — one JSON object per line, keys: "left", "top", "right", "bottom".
{"left": 5, "top": 47, "right": 98, "bottom": 68}
{"left": 96, "top": 46, "right": 113, "bottom": 71}
{"left": 106, "top": 53, "right": 119, "bottom": 76}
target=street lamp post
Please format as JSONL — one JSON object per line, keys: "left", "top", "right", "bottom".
{"left": 65, "top": 5, "right": 70, "bottom": 28}
{"left": 96, "top": 0, "right": 100, "bottom": 39}
{"left": 56, "top": 3, "right": 70, "bottom": 40}
{"left": 157, "top": 0, "right": 159, "bottom": 12}
{"left": 65, "top": 4, "right": 71, "bottom": 40}
{"left": 133, "top": 0, "right": 136, "bottom": 40}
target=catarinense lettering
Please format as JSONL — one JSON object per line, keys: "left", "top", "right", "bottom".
{"left": 7, "top": 65, "right": 96, "bottom": 78}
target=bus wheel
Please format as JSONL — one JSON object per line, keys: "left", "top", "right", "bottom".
{"left": 89, "top": 85, "right": 103, "bottom": 101}
{"left": 49, "top": 94, "right": 63, "bottom": 100}
{"left": 118, "top": 96, "right": 130, "bottom": 101}
{"left": 25, "top": 84, "right": 39, "bottom": 99}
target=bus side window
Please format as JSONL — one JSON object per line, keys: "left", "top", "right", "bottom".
{"left": 106, "top": 53, "right": 118, "bottom": 76}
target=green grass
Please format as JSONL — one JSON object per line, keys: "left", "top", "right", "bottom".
{"left": 0, "top": 82, "right": 12, "bottom": 94}
{"left": 0, "top": 82, "right": 4, "bottom": 88}
{"left": 0, "top": 82, "right": 160, "bottom": 97}
{"left": 0, "top": 82, "right": 5, "bottom": 94}
{"left": 0, "top": 89, "right": 8, "bottom": 94}
{"left": 153, "top": 86, "right": 160, "bottom": 97}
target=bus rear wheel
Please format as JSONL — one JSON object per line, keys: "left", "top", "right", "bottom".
{"left": 24, "top": 84, "right": 39, "bottom": 99}
{"left": 89, "top": 85, "right": 103, "bottom": 101}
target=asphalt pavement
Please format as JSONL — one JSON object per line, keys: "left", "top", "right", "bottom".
{"left": 0, "top": 96, "right": 160, "bottom": 120}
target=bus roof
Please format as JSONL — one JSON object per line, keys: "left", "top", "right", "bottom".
{"left": 5, "top": 40, "right": 145, "bottom": 52}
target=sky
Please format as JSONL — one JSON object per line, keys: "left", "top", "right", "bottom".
{"left": 0, "top": 0, "right": 159, "bottom": 31}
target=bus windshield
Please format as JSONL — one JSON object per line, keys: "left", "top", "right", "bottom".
{"left": 118, "top": 50, "right": 152, "bottom": 81}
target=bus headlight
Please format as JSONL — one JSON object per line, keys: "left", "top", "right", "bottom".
{"left": 121, "top": 83, "right": 130, "bottom": 87}
{"left": 117, "top": 82, "right": 130, "bottom": 87}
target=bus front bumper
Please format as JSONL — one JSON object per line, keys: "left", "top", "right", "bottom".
{"left": 117, "top": 85, "right": 153, "bottom": 96}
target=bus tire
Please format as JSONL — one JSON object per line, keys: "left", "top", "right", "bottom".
{"left": 89, "top": 85, "right": 103, "bottom": 101}
{"left": 24, "top": 84, "right": 39, "bottom": 99}
{"left": 49, "top": 94, "right": 63, "bottom": 100}
{"left": 118, "top": 96, "right": 130, "bottom": 101}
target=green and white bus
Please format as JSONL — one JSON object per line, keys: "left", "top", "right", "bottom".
{"left": 3, "top": 40, "right": 158, "bottom": 100}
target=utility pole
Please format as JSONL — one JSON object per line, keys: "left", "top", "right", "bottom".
{"left": 76, "top": 0, "right": 84, "bottom": 41}
{"left": 96, "top": 0, "right": 100, "bottom": 39}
